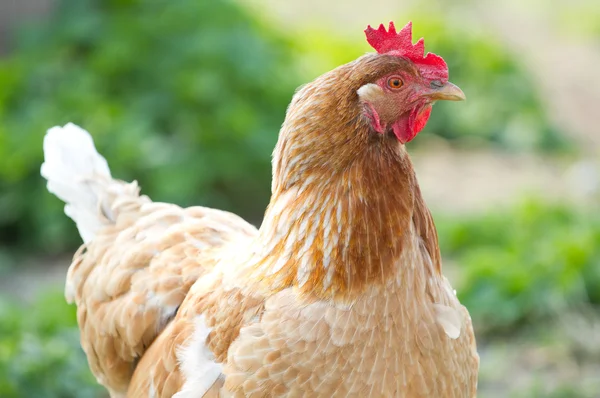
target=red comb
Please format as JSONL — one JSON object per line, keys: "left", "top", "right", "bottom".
{"left": 365, "top": 21, "right": 448, "bottom": 81}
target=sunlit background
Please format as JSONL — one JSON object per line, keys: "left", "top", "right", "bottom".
{"left": 0, "top": 0, "right": 599, "bottom": 397}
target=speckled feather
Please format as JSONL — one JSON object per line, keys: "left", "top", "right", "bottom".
{"left": 52, "top": 48, "right": 478, "bottom": 397}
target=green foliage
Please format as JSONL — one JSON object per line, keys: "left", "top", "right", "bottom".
{"left": 437, "top": 199, "right": 600, "bottom": 334}
{"left": 0, "top": 0, "right": 299, "bottom": 253}
{"left": 0, "top": 292, "right": 103, "bottom": 398}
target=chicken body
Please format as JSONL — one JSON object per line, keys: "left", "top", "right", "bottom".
{"left": 42, "top": 22, "right": 479, "bottom": 398}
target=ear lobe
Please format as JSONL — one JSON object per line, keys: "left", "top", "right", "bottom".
{"left": 357, "top": 83, "right": 384, "bottom": 102}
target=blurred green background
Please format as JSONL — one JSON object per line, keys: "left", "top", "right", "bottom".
{"left": 0, "top": 0, "right": 599, "bottom": 397}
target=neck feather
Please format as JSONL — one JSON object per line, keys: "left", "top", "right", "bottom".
{"left": 253, "top": 138, "right": 432, "bottom": 300}
{"left": 246, "top": 58, "right": 442, "bottom": 301}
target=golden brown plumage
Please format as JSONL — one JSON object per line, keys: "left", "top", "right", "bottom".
{"left": 42, "top": 21, "right": 478, "bottom": 397}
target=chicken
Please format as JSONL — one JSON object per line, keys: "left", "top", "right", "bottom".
{"left": 41, "top": 21, "right": 479, "bottom": 397}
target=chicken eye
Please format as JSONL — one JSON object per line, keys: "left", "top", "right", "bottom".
{"left": 387, "top": 77, "right": 404, "bottom": 90}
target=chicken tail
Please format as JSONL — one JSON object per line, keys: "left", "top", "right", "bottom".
{"left": 41, "top": 123, "right": 142, "bottom": 243}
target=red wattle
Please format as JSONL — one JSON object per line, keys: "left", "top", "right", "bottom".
{"left": 391, "top": 104, "right": 432, "bottom": 144}
{"left": 413, "top": 105, "right": 432, "bottom": 134}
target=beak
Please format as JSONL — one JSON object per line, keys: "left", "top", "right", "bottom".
{"left": 425, "top": 82, "right": 466, "bottom": 102}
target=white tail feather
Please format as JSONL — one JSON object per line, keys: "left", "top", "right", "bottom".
{"left": 41, "top": 123, "right": 117, "bottom": 242}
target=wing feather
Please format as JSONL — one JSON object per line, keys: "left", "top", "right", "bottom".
{"left": 68, "top": 201, "right": 256, "bottom": 395}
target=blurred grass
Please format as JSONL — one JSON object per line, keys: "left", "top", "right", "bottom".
{"left": 0, "top": 292, "right": 103, "bottom": 398}
{"left": 437, "top": 199, "right": 600, "bottom": 336}
{"left": 0, "top": 0, "right": 299, "bottom": 254}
